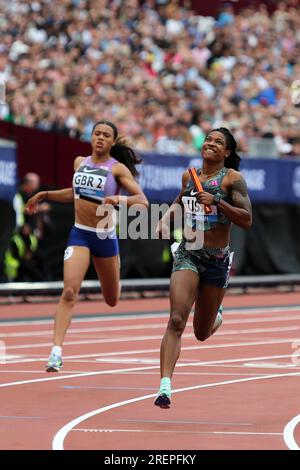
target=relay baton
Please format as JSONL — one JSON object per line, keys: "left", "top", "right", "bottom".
{"left": 188, "top": 168, "right": 212, "bottom": 214}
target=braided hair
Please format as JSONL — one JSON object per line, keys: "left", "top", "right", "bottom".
{"left": 92, "top": 120, "right": 141, "bottom": 177}
{"left": 210, "top": 127, "right": 241, "bottom": 171}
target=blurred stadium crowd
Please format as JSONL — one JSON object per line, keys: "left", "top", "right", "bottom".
{"left": 0, "top": 0, "right": 300, "bottom": 156}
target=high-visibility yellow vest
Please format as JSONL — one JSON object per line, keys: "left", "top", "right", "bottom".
{"left": 4, "top": 232, "right": 38, "bottom": 281}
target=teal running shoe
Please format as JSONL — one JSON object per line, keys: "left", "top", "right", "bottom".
{"left": 212, "top": 305, "right": 223, "bottom": 334}
{"left": 46, "top": 353, "right": 63, "bottom": 372}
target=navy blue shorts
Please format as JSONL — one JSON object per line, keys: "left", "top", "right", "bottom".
{"left": 67, "top": 225, "right": 119, "bottom": 258}
{"left": 172, "top": 242, "right": 233, "bottom": 288}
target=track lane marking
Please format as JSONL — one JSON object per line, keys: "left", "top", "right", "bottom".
{"left": 2, "top": 316, "right": 300, "bottom": 338}
{"left": 72, "top": 428, "right": 282, "bottom": 436}
{"left": 283, "top": 415, "right": 300, "bottom": 450}
{"left": 1, "top": 305, "right": 299, "bottom": 327}
{"left": 52, "top": 371, "right": 300, "bottom": 450}
{"left": 0, "top": 352, "right": 299, "bottom": 388}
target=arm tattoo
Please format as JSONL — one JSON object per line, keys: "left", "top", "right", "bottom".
{"left": 231, "top": 178, "right": 252, "bottom": 213}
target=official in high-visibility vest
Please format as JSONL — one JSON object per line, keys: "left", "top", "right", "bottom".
{"left": 4, "top": 224, "right": 38, "bottom": 281}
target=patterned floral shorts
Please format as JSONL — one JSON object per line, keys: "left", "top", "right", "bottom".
{"left": 172, "top": 242, "right": 234, "bottom": 288}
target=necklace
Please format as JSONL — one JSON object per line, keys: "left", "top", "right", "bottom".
{"left": 200, "top": 168, "right": 222, "bottom": 178}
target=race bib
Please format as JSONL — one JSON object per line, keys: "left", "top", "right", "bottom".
{"left": 73, "top": 165, "right": 109, "bottom": 203}
{"left": 182, "top": 196, "right": 218, "bottom": 229}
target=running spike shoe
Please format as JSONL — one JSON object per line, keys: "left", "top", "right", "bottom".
{"left": 46, "top": 353, "right": 63, "bottom": 372}
{"left": 212, "top": 305, "right": 223, "bottom": 335}
{"left": 154, "top": 393, "right": 171, "bottom": 409}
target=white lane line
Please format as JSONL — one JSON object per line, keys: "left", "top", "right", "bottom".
{"left": 0, "top": 365, "right": 160, "bottom": 388}
{"left": 52, "top": 371, "right": 300, "bottom": 450}
{"left": 1, "top": 344, "right": 297, "bottom": 368}
{"left": 71, "top": 428, "right": 282, "bottom": 436}
{"left": 210, "top": 431, "right": 282, "bottom": 436}
{"left": 0, "top": 370, "right": 98, "bottom": 374}
{"left": 0, "top": 415, "right": 43, "bottom": 420}
{"left": 95, "top": 358, "right": 159, "bottom": 364}
{"left": 223, "top": 326, "right": 300, "bottom": 334}
{"left": 283, "top": 414, "right": 300, "bottom": 450}
{"left": 1, "top": 305, "right": 299, "bottom": 327}
{"left": 0, "top": 370, "right": 275, "bottom": 377}
{"left": 0, "top": 352, "right": 299, "bottom": 388}
{"left": 0, "top": 322, "right": 168, "bottom": 338}
{"left": 244, "top": 362, "right": 298, "bottom": 369}
{"left": 120, "top": 418, "right": 252, "bottom": 426}
{"left": 0, "top": 315, "right": 300, "bottom": 338}
{"left": 4, "top": 335, "right": 300, "bottom": 352}
{"left": 225, "top": 315, "right": 300, "bottom": 325}
{"left": 0, "top": 313, "right": 169, "bottom": 327}
{"left": 44, "top": 351, "right": 299, "bottom": 361}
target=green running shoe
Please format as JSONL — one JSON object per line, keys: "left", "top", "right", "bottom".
{"left": 212, "top": 305, "right": 223, "bottom": 334}
{"left": 46, "top": 353, "right": 63, "bottom": 372}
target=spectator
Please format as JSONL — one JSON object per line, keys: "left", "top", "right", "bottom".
{"left": 8, "top": 172, "right": 52, "bottom": 281}
{"left": 155, "top": 122, "right": 192, "bottom": 155}
{"left": 13, "top": 172, "right": 51, "bottom": 238}
{"left": 288, "top": 138, "right": 300, "bottom": 157}
{"left": 0, "top": 0, "right": 299, "bottom": 156}
{"left": 13, "top": 172, "right": 41, "bottom": 229}
{"left": 4, "top": 223, "right": 42, "bottom": 281}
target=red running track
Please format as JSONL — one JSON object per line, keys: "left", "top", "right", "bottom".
{"left": 0, "top": 292, "right": 300, "bottom": 450}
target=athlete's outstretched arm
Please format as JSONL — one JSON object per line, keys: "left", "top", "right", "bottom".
{"left": 25, "top": 188, "right": 74, "bottom": 214}
{"left": 25, "top": 156, "right": 84, "bottom": 214}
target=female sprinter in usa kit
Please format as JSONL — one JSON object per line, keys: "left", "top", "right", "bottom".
{"left": 25, "top": 120, "right": 148, "bottom": 371}
{"left": 154, "top": 127, "right": 252, "bottom": 408}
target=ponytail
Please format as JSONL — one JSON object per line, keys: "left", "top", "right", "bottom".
{"left": 110, "top": 136, "right": 142, "bottom": 177}
{"left": 92, "top": 120, "right": 141, "bottom": 177}
{"left": 211, "top": 127, "right": 241, "bottom": 171}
